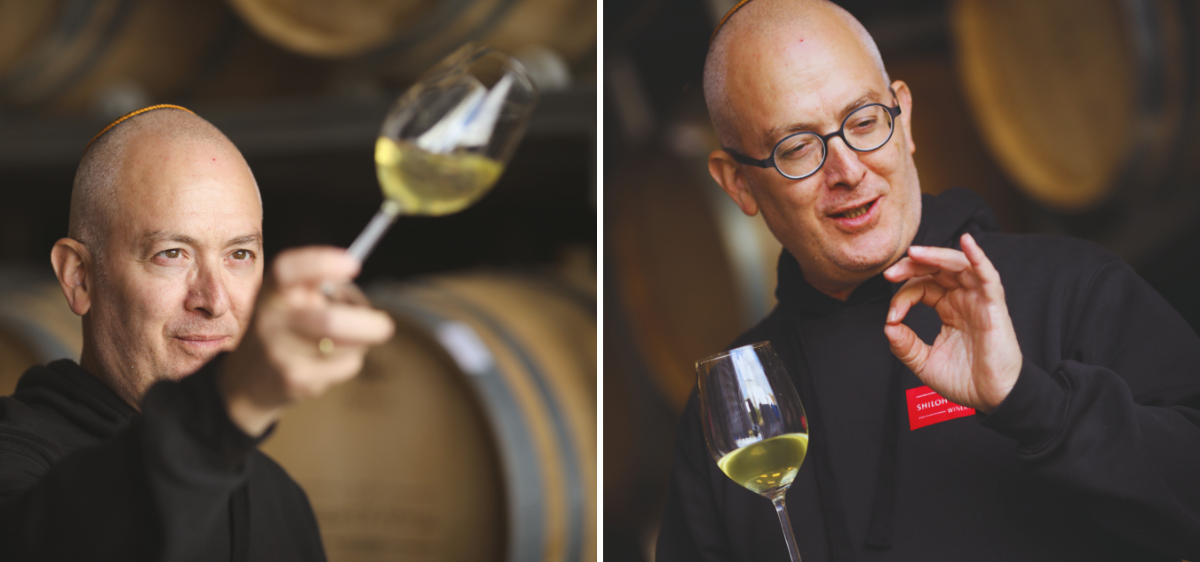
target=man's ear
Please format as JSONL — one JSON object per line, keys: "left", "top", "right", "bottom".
{"left": 51, "top": 238, "right": 92, "bottom": 316}
{"left": 708, "top": 149, "right": 760, "bottom": 216}
{"left": 892, "top": 79, "right": 915, "bottom": 155}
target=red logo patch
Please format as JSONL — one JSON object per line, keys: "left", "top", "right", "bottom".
{"left": 906, "top": 386, "right": 975, "bottom": 430}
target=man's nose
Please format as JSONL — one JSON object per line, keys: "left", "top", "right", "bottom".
{"left": 186, "top": 261, "right": 231, "bottom": 318}
{"left": 821, "top": 136, "right": 867, "bottom": 189}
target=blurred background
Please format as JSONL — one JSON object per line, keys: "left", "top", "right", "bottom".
{"left": 0, "top": 1, "right": 595, "bottom": 561}
{"left": 603, "top": 0, "right": 1200, "bottom": 560}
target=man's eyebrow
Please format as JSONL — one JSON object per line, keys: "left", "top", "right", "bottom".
{"left": 225, "top": 233, "right": 263, "bottom": 248}
{"left": 141, "top": 231, "right": 197, "bottom": 250}
{"left": 760, "top": 92, "right": 883, "bottom": 149}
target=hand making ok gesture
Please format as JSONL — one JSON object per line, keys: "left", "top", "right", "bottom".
{"left": 882, "top": 233, "right": 1023, "bottom": 413}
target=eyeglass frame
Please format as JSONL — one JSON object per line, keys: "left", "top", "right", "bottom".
{"left": 722, "top": 89, "right": 903, "bottom": 180}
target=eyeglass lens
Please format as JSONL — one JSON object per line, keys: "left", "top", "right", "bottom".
{"left": 773, "top": 104, "right": 895, "bottom": 178}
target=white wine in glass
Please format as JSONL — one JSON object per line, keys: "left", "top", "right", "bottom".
{"left": 697, "top": 342, "right": 809, "bottom": 562}
{"left": 345, "top": 43, "right": 538, "bottom": 263}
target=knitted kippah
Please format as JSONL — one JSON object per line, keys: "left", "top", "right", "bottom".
{"left": 711, "top": 0, "right": 756, "bottom": 44}
{"left": 84, "top": 104, "right": 196, "bottom": 152}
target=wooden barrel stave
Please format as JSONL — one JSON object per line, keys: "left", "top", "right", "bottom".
{"left": 0, "top": 325, "right": 40, "bottom": 396}
{"left": 0, "top": 0, "right": 331, "bottom": 114}
{"left": 224, "top": 0, "right": 596, "bottom": 75}
{"left": 0, "top": 266, "right": 81, "bottom": 395}
{"left": 610, "top": 150, "right": 781, "bottom": 412}
{"left": 951, "top": 0, "right": 1200, "bottom": 211}
{"left": 382, "top": 274, "right": 595, "bottom": 562}
{"left": 262, "top": 314, "right": 508, "bottom": 561}
{"left": 262, "top": 272, "right": 596, "bottom": 562}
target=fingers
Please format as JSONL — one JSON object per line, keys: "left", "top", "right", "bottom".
{"left": 322, "top": 280, "right": 371, "bottom": 306}
{"left": 883, "top": 257, "right": 953, "bottom": 285}
{"left": 292, "top": 306, "right": 395, "bottom": 346}
{"left": 884, "top": 322, "right": 930, "bottom": 375}
{"left": 887, "top": 276, "right": 946, "bottom": 324}
{"left": 289, "top": 350, "right": 366, "bottom": 390}
{"left": 906, "top": 245, "right": 971, "bottom": 270}
{"left": 885, "top": 238, "right": 992, "bottom": 291}
{"left": 261, "top": 247, "right": 393, "bottom": 347}
{"left": 272, "top": 246, "right": 360, "bottom": 287}
{"left": 884, "top": 248, "right": 968, "bottom": 288}
{"left": 960, "top": 233, "right": 1004, "bottom": 296}
{"left": 881, "top": 246, "right": 970, "bottom": 279}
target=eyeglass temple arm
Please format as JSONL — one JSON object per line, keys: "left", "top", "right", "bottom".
{"left": 723, "top": 147, "right": 773, "bottom": 168}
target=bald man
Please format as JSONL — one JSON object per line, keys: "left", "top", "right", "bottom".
{"left": 657, "top": 1, "right": 1200, "bottom": 561}
{"left": 0, "top": 107, "right": 393, "bottom": 561}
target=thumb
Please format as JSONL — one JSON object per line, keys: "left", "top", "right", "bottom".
{"left": 885, "top": 322, "right": 928, "bottom": 375}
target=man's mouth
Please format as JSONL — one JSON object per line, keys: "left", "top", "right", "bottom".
{"left": 173, "top": 335, "right": 232, "bottom": 350}
{"left": 831, "top": 199, "right": 876, "bottom": 219}
{"left": 837, "top": 202, "right": 872, "bottom": 219}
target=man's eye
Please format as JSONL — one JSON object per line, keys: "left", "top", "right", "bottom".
{"left": 850, "top": 117, "right": 878, "bottom": 132}
{"left": 780, "top": 141, "right": 815, "bottom": 160}
{"left": 231, "top": 249, "right": 252, "bottom": 260}
{"left": 160, "top": 249, "right": 182, "bottom": 259}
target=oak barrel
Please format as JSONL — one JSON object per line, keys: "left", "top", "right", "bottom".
{"left": 0, "top": 0, "right": 328, "bottom": 114}
{"left": 609, "top": 150, "right": 781, "bottom": 411}
{"left": 260, "top": 271, "right": 596, "bottom": 562}
{"left": 0, "top": 266, "right": 81, "bottom": 395}
{"left": 951, "top": 0, "right": 1200, "bottom": 211}
{"left": 223, "top": 0, "right": 596, "bottom": 71}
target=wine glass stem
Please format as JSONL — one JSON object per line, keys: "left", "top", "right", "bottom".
{"left": 346, "top": 200, "right": 402, "bottom": 263}
{"left": 772, "top": 495, "right": 803, "bottom": 562}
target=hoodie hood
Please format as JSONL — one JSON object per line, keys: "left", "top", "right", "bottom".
{"left": 6, "top": 360, "right": 137, "bottom": 445}
{"left": 910, "top": 186, "right": 999, "bottom": 248}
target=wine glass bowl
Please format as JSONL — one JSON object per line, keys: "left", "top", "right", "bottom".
{"left": 697, "top": 341, "right": 808, "bottom": 562}
{"left": 375, "top": 44, "right": 537, "bottom": 217}
{"left": 345, "top": 43, "right": 538, "bottom": 263}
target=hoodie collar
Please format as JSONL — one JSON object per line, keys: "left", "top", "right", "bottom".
{"left": 775, "top": 187, "right": 997, "bottom": 316}
{"left": 13, "top": 359, "right": 138, "bottom": 439}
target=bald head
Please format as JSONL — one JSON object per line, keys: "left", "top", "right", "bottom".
{"left": 69, "top": 108, "right": 258, "bottom": 262}
{"left": 54, "top": 107, "right": 265, "bottom": 405}
{"left": 704, "top": 0, "right": 889, "bottom": 151}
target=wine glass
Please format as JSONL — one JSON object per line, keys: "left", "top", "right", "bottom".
{"left": 697, "top": 342, "right": 809, "bottom": 562}
{"left": 345, "top": 43, "right": 539, "bottom": 263}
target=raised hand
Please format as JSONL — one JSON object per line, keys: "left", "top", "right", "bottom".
{"left": 218, "top": 247, "right": 395, "bottom": 436}
{"left": 882, "top": 233, "right": 1022, "bottom": 413}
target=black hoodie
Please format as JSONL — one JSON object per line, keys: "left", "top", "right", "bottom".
{"left": 0, "top": 358, "right": 325, "bottom": 561}
{"left": 656, "top": 187, "right": 1200, "bottom": 561}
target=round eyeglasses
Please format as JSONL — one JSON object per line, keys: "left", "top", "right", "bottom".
{"left": 723, "top": 98, "right": 902, "bottom": 180}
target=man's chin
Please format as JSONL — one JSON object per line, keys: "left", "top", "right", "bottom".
{"left": 171, "top": 335, "right": 234, "bottom": 357}
{"left": 829, "top": 247, "right": 900, "bottom": 276}
{"left": 828, "top": 231, "right": 908, "bottom": 273}
{"left": 163, "top": 349, "right": 226, "bottom": 379}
